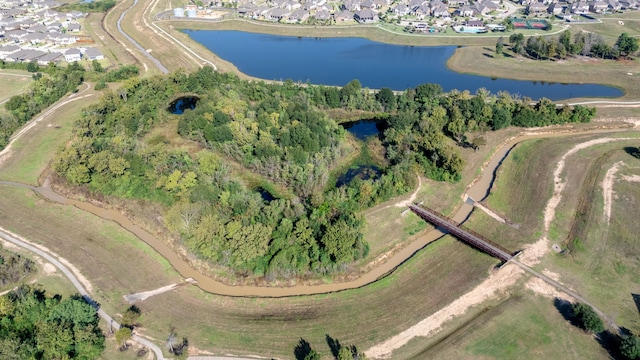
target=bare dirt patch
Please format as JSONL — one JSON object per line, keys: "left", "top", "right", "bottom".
{"left": 602, "top": 161, "right": 624, "bottom": 225}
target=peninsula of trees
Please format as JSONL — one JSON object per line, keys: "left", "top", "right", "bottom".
{"left": 52, "top": 68, "right": 595, "bottom": 279}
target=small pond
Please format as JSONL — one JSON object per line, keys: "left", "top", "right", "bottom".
{"left": 336, "top": 165, "right": 382, "bottom": 187}
{"left": 256, "top": 187, "right": 276, "bottom": 202}
{"left": 168, "top": 96, "right": 199, "bottom": 114}
{"left": 341, "top": 119, "right": 388, "bottom": 141}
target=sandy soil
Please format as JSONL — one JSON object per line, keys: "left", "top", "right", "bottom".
{"left": 394, "top": 175, "right": 422, "bottom": 208}
{"left": 365, "top": 263, "right": 525, "bottom": 359}
{"left": 123, "top": 283, "right": 178, "bottom": 304}
{"left": 621, "top": 174, "right": 640, "bottom": 182}
{"left": 602, "top": 161, "right": 624, "bottom": 226}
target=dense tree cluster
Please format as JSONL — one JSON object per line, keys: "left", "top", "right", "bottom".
{"left": 1, "top": 63, "right": 85, "bottom": 149}
{"left": 504, "top": 31, "right": 639, "bottom": 60}
{"left": 57, "top": 0, "right": 116, "bottom": 12}
{"left": 0, "top": 286, "right": 105, "bottom": 359}
{"left": 53, "top": 67, "right": 595, "bottom": 279}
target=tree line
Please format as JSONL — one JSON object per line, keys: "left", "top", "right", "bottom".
{"left": 53, "top": 67, "right": 595, "bottom": 279}
{"left": 498, "top": 31, "right": 639, "bottom": 60}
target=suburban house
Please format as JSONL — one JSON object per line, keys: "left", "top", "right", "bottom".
{"left": 64, "top": 47, "right": 81, "bottom": 62}
{"left": 354, "top": 8, "right": 377, "bottom": 22}
{"left": 7, "top": 48, "right": 46, "bottom": 62}
{"left": 66, "top": 23, "right": 81, "bottom": 32}
{"left": 312, "top": 9, "right": 332, "bottom": 20}
{"left": 85, "top": 47, "right": 104, "bottom": 60}
{"left": 48, "top": 32, "right": 76, "bottom": 44}
{"left": 0, "top": 44, "right": 20, "bottom": 58}
{"left": 570, "top": 1, "right": 591, "bottom": 13}
{"left": 37, "top": 51, "right": 62, "bottom": 65}
{"left": 527, "top": 1, "right": 548, "bottom": 14}
{"left": 334, "top": 9, "right": 355, "bottom": 21}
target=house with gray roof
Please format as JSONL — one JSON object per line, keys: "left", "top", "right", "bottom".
{"left": 85, "top": 47, "right": 104, "bottom": 60}
{"left": 7, "top": 48, "right": 46, "bottom": 62}
{"left": 24, "top": 31, "right": 46, "bottom": 44}
{"left": 66, "top": 23, "right": 81, "bottom": 32}
{"left": 354, "top": 8, "right": 377, "bottom": 22}
{"left": 64, "top": 47, "right": 81, "bottom": 62}
{"left": 0, "top": 44, "right": 20, "bottom": 59}
{"left": 288, "top": 8, "right": 309, "bottom": 21}
{"left": 37, "top": 51, "right": 62, "bottom": 65}
{"left": 334, "top": 9, "right": 354, "bottom": 21}
{"left": 312, "top": 9, "right": 332, "bottom": 20}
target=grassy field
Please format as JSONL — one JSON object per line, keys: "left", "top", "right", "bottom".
{"left": 540, "top": 149, "right": 640, "bottom": 333}
{"left": 0, "top": 91, "right": 98, "bottom": 185}
{"left": 0, "top": 70, "right": 32, "bottom": 114}
{"left": 407, "top": 291, "right": 610, "bottom": 359}
{"left": 462, "top": 131, "right": 640, "bottom": 331}
{"left": 448, "top": 46, "right": 640, "bottom": 99}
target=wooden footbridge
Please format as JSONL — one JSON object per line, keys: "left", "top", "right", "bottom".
{"left": 408, "top": 204, "right": 515, "bottom": 263}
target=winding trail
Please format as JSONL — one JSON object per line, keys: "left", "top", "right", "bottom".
{"left": 0, "top": 227, "right": 167, "bottom": 360}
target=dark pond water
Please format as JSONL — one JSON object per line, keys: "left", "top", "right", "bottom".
{"left": 341, "top": 119, "right": 388, "bottom": 141}
{"left": 336, "top": 165, "right": 382, "bottom": 187}
{"left": 183, "top": 30, "right": 623, "bottom": 100}
{"left": 256, "top": 187, "right": 276, "bottom": 202}
{"left": 168, "top": 96, "right": 199, "bottom": 114}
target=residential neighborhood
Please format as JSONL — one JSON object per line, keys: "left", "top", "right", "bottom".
{"left": 171, "top": 0, "right": 637, "bottom": 31}
{"left": 0, "top": 0, "right": 104, "bottom": 65}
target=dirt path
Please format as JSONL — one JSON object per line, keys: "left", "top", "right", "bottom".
{"left": 602, "top": 161, "right": 624, "bottom": 226}
{"left": 394, "top": 175, "right": 422, "bottom": 208}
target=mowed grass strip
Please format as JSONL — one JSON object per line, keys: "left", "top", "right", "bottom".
{"left": 414, "top": 291, "right": 609, "bottom": 359}
{"left": 0, "top": 71, "right": 32, "bottom": 114}
{"left": 0, "top": 91, "right": 99, "bottom": 185}
{"left": 448, "top": 46, "right": 639, "bottom": 99}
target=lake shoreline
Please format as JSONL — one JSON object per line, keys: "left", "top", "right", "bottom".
{"left": 158, "top": 18, "right": 637, "bottom": 99}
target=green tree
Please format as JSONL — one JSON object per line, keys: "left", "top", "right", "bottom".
{"left": 620, "top": 333, "right": 640, "bottom": 360}
{"left": 115, "top": 327, "right": 132, "bottom": 348}
{"left": 495, "top": 36, "right": 504, "bottom": 56}
{"left": 92, "top": 60, "right": 104, "bottom": 73}
{"left": 615, "top": 32, "right": 639, "bottom": 58}
{"left": 571, "top": 302, "right": 604, "bottom": 333}
{"left": 26, "top": 61, "right": 38, "bottom": 73}
{"left": 509, "top": 33, "right": 525, "bottom": 55}
{"left": 121, "top": 305, "right": 141, "bottom": 328}
{"left": 304, "top": 350, "right": 321, "bottom": 360}
{"left": 337, "top": 346, "right": 353, "bottom": 360}
{"left": 375, "top": 87, "right": 396, "bottom": 111}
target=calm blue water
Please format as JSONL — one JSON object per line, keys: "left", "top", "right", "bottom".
{"left": 341, "top": 119, "right": 387, "bottom": 141}
{"left": 183, "top": 30, "right": 623, "bottom": 100}
{"left": 168, "top": 97, "right": 198, "bottom": 114}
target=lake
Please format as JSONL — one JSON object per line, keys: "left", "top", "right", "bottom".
{"left": 182, "top": 30, "right": 623, "bottom": 100}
